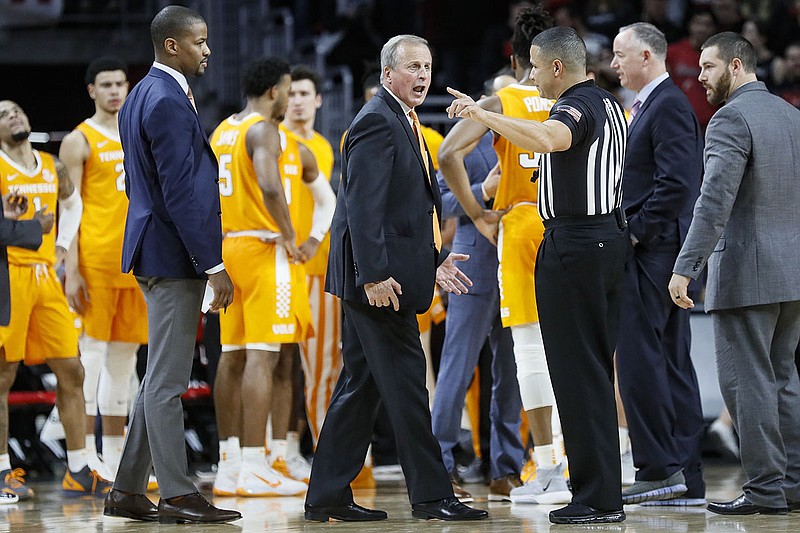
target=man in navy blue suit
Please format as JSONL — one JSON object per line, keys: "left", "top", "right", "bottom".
{"left": 610, "top": 22, "right": 705, "bottom": 506}
{"left": 103, "top": 5, "right": 238, "bottom": 524}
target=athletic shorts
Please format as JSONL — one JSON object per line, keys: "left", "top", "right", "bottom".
{"left": 497, "top": 204, "right": 545, "bottom": 327}
{"left": 220, "top": 236, "right": 313, "bottom": 346}
{"left": 80, "top": 274, "right": 148, "bottom": 344}
{"left": 0, "top": 264, "right": 79, "bottom": 365}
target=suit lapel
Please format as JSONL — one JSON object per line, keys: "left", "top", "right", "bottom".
{"left": 149, "top": 68, "right": 218, "bottom": 167}
{"left": 628, "top": 78, "right": 671, "bottom": 137}
{"left": 377, "top": 88, "right": 429, "bottom": 176}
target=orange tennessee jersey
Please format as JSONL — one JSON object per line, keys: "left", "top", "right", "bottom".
{"left": 278, "top": 129, "right": 305, "bottom": 243}
{"left": 493, "top": 84, "right": 553, "bottom": 211}
{"left": 0, "top": 150, "right": 59, "bottom": 266}
{"left": 74, "top": 119, "right": 135, "bottom": 286}
{"left": 280, "top": 124, "right": 334, "bottom": 276}
{"left": 211, "top": 113, "right": 280, "bottom": 234}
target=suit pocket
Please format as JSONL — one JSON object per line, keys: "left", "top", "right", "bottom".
{"left": 713, "top": 237, "right": 726, "bottom": 252}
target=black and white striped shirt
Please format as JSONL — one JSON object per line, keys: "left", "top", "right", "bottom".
{"left": 537, "top": 80, "right": 627, "bottom": 221}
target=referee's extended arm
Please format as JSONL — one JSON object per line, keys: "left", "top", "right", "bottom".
{"left": 446, "top": 87, "right": 572, "bottom": 154}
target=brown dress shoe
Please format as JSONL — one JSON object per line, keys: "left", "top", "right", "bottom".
{"left": 158, "top": 492, "right": 242, "bottom": 524}
{"left": 103, "top": 489, "right": 159, "bottom": 521}
{"left": 489, "top": 474, "right": 523, "bottom": 502}
{"left": 449, "top": 474, "right": 473, "bottom": 503}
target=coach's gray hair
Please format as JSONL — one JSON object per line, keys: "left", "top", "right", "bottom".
{"left": 619, "top": 22, "right": 667, "bottom": 61}
{"left": 380, "top": 34, "right": 430, "bottom": 72}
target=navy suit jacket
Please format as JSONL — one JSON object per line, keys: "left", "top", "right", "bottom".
{"left": 437, "top": 132, "right": 498, "bottom": 296}
{"left": 623, "top": 77, "right": 703, "bottom": 248}
{"left": 326, "top": 87, "right": 445, "bottom": 312}
{"left": 0, "top": 213, "right": 41, "bottom": 325}
{"left": 119, "top": 67, "right": 222, "bottom": 278}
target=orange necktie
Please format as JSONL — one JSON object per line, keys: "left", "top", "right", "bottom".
{"left": 409, "top": 109, "right": 442, "bottom": 252}
{"left": 187, "top": 86, "right": 197, "bottom": 112}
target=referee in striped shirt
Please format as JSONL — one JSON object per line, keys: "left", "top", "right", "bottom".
{"left": 447, "top": 26, "right": 628, "bottom": 525}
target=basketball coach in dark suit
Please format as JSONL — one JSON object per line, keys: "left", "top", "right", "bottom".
{"left": 103, "top": 6, "right": 238, "bottom": 525}
{"left": 610, "top": 23, "right": 705, "bottom": 505}
{"left": 304, "top": 35, "right": 486, "bottom": 523}
{"left": 1, "top": 193, "right": 51, "bottom": 325}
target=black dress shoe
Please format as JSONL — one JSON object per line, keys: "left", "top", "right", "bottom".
{"left": 549, "top": 503, "right": 625, "bottom": 524}
{"left": 790, "top": 500, "right": 800, "bottom": 512}
{"left": 304, "top": 502, "right": 388, "bottom": 522}
{"left": 103, "top": 489, "right": 158, "bottom": 521}
{"left": 411, "top": 496, "right": 488, "bottom": 521}
{"left": 158, "top": 492, "right": 242, "bottom": 524}
{"left": 707, "top": 494, "right": 788, "bottom": 515}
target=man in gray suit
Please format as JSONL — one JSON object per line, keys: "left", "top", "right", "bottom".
{"left": 669, "top": 32, "right": 800, "bottom": 515}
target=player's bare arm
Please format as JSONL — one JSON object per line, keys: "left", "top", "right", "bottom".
{"left": 58, "top": 132, "right": 91, "bottom": 312}
{"left": 246, "top": 120, "right": 305, "bottom": 262}
{"left": 53, "top": 157, "right": 83, "bottom": 266}
{"left": 439, "top": 94, "right": 504, "bottom": 245}
{"left": 447, "top": 87, "right": 572, "bottom": 154}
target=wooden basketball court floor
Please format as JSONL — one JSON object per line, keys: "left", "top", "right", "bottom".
{"left": 2, "top": 461, "right": 798, "bottom": 532}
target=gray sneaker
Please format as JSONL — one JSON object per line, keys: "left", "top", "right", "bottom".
{"left": 510, "top": 462, "right": 572, "bottom": 504}
{"left": 622, "top": 470, "right": 688, "bottom": 504}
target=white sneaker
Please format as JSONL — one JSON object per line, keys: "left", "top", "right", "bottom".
{"left": 88, "top": 454, "right": 115, "bottom": 482}
{"left": 273, "top": 455, "right": 311, "bottom": 484}
{"left": 621, "top": 450, "right": 636, "bottom": 486}
{"left": 510, "top": 462, "right": 572, "bottom": 504}
{"left": 212, "top": 461, "right": 240, "bottom": 497}
{"left": 0, "top": 492, "right": 18, "bottom": 504}
{"left": 236, "top": 462, "right": 307, "bottom": 497}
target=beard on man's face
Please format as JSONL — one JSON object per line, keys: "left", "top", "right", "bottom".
{"left": 11, "top": 130, "right": 30, "bottom": 142}
{"left": 708, "top": 69, "right": 732, "bottom": 106}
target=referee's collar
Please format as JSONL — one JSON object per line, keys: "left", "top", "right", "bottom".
{"left": 560, "top": 79, "right": 595, "bottom": 99}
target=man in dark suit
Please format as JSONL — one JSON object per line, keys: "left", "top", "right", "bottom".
{"left": 102, "top": 5, "right": 238, "bottom": 524}
{"left": 0, "top": 193, "right": 51, "bottom": 324}
{"left": 610, "top": 22, "right": 705, "bottom": 506}
{"left": 304, "top": 35, "right": 486, "bottom": 522}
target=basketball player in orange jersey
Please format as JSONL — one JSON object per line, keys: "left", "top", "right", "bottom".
{"left": 270, "top": 105, "right": 335, "bottom": 483}
{"left": 210, "top": 57, "right": 327, "bottom": 497}
{"left": 59, "top": 57, "right": 148, "bottom": 483}
{"left": 438, "top": 5, "right": 570, "bottom": 504}
{"left": 278, "top": 66, "right": 338, "bottom": 474}
{"left": 0, "top": 100, "right": 112, "bottom": 498}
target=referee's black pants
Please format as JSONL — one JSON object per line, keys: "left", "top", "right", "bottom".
{"left": 535, "top": 212, "right": 626, "bottom": 511}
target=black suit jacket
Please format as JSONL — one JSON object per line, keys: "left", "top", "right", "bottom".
{"left": 326, "top": 87, "right": 445, "bottom": 312}
{"left": 623, "top": 78, "right": 703, "bottom": 247}
{"left": 0, "top": 213, "right": 42, "bottom": 325}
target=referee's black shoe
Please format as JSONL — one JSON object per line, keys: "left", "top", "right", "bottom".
{"left": 549, "top": 503, "right": 625, "bottom": 524}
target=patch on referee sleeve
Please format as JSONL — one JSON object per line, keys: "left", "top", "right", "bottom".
{"left": 556, "top": 105, "right": 582, "bottom": 122}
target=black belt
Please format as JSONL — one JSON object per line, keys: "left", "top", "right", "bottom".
{"left": 543, "top": 208, "right": 627, "bottom": 230}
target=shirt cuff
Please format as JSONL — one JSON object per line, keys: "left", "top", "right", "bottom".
{"left": 205, "top": 263, "right": 225, "bottom": 275}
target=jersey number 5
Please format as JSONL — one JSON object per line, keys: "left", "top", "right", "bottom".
{"left": 219, "top": 153, "right": 233, "bottom": 197}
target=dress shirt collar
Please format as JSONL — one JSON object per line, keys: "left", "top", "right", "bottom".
{"left": 153, "top": 61, "right": 190, "bottom": 95}
{"left": 634, "top": 72, "right": 669, "bottom": 105}
{"left": 384, "top": 85, "right": 414, "bottom": 124}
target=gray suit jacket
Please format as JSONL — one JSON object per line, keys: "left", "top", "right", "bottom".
{"left": 674, "top": 81, "right": 800, "bottom": 311}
